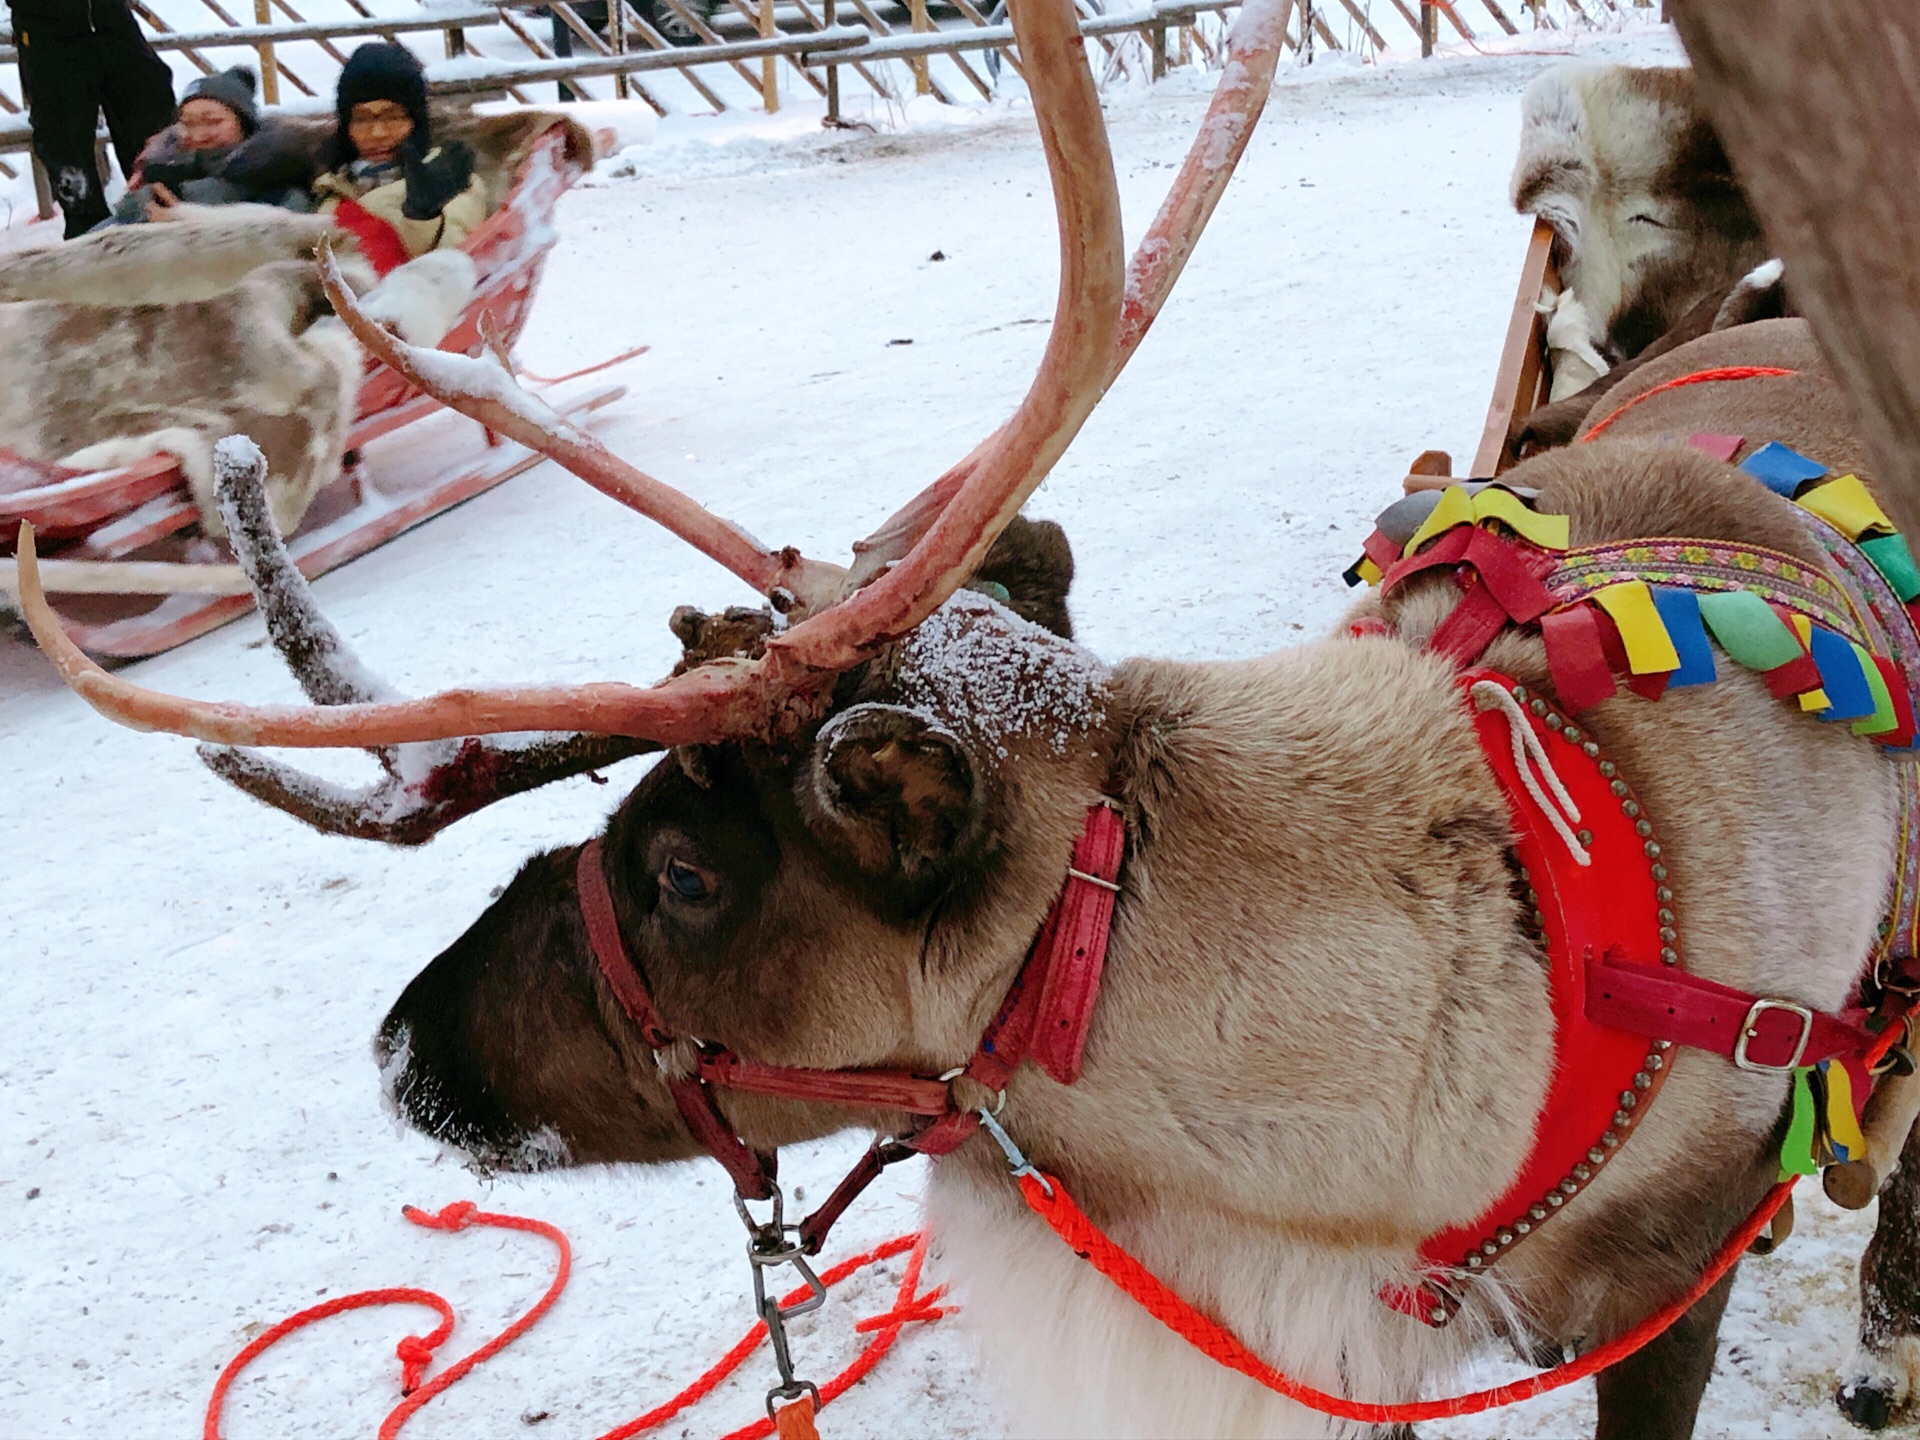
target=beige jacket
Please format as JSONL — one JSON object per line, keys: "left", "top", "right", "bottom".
{"left": 313, "top": 150, "right": 488, "bottom": 260}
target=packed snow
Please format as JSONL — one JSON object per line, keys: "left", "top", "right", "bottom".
{"left": 5, "top": 20, "right": 1913, "bottom": 1440}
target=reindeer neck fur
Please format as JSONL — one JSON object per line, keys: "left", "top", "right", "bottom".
{"left": 922, "top": 432, "right": 1904, "bottom": 1437}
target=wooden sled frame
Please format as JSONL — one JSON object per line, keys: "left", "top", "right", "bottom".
{"left": 1404, "top": 216, "right": 1560, "bottom": 493}
{"left": 1, "top": 119, "right": 632, "bottom": 661}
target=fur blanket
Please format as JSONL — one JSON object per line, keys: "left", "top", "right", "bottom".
{"left": 0, "top": 204, "right": 471, "bottom": 538}
{"left": 1512, "top": 64, "right": 1768, "bottom": 386}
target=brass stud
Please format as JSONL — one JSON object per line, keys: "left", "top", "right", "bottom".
{"left": 1646, "top": 1053, "right": 1665, "bottom": 1072}
{"left": 1563, "top": 726, "right": 1582, "bottom": 744}
{"left": 1573, "top": 1164, "right": 1592, "bottom": 1182}
{"left": 1512, "top": 686, "right": 1528, "bottom": 702}
{"left": 1559, "top": 1178, "right": 1579, "bottom": 1196}
{"left": 1635, "top": 820, "right": 1654, "bottom": 839}
{"left": 1530, "top": 699, "right": 1548, "bottom": 716}
{"left": 1583, "top": 742, "right": 1601, "bottom": 759}
{"left": 1577, "top": 829, "right": 1595, "bottom": 846}
{"left": 1547, "top": 1193, "right": 1565, "bottom": 1208}
{"left": 1651, "top": 864, "right": 1669, "bottom": 881}
{"left": 1656, "top": 886, "right": 1674, "bottom": 903}
{"left": 1498, "top": 1228, "right": 1515, "bottom": 1246}
{"left": 1529, "top": 1204, "right": 1549, "bottom": 1221}
{"left": 1482, "top": 1239, "right": 1500, "bottom": 1257}
{"left": 1652, "top": 1039, "right": 1673, "bottom": 1051}
{"left": 1466, "top": 1254, "right": 1484, "bottom": 1269}
{"left": 1633, "top": 1071, "right": 1653, "bottom": 1090}
{"left": 1657, "top": 908, "right": 1675, "bottom": 925}
{"left": 1611, "top": 780, "right": 1630, "bottom": 798}
{"left": 1619, "top": 1091, "right": 1638, "bottom": 1109}
{"left": 1614, "top": 1109, "right": 1632, "bottom": 1126}
{"left": 1622, "top": 799, "right": 1640, "bottom": 816}
{"left": 1659, "top": 926, "right": 1677, "bottom": 943}
{"left": 1660, "top": 947, "right": 1679, "bottom": 965}
{"left": 1644, "top": 841, "right": 1662, "bottom": 859}
{"left": 1588, "top": 1147, "right": 1606, "bottom": 1165}
{"left": 1516, "top": 1220, "right": 1532, "bottom": 1235}
{"left": 1432, "top": 1308, "right": 1451, "bottom": 1326}
{"left": 1600, "top": 761, "right": 1617, "bottom": 778}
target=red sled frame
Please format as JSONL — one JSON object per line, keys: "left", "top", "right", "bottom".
{"left": 1, "top": 119, "right": 633, "bottom": 660}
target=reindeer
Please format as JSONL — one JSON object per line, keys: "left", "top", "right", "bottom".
{"left": 19, "top": 0, "right": 1920, "bottom": 1435}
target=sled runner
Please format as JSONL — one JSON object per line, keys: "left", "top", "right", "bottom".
{"left": 0, "top": 117, "right": 638, "bottom": 660}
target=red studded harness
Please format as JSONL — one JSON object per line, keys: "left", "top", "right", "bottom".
{"left": 1368, "top": 524, "right": 1891, "bottom": 1325}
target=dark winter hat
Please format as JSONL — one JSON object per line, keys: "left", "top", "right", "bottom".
{"left": 334, "top": 43, "right": 431, "bottom": 159}
{"left": 181, "top": 66, "right": 259, "bottom": 136}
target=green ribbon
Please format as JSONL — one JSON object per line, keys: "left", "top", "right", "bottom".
{"left": 1779, "top": 1066, "right": 1822, "bottom": 1179}
{"left": 1696, "top": 590, "right": 1806, "bottom": 671}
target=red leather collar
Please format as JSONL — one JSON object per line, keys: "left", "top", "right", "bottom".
{"left": 576, "top": 799, "right": 1126, "bottom": 1253}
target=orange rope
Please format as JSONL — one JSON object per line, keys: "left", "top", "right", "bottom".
{"left": 1007, "top": 1023, "right": 1909, "bottom": 1424}
{"left": 204, "top": 1205, "right": 946, "bottom": 1440}
{"left": 1017, "top": 1170, "right": 1791, "bottom": 1424}
{"left": 202, "top": 1201, "right": 570, "bottom": 1440}
{"left": 600, "top": 1230, "right": 949, "bottom": 1440}
{"left": 1580, "top": 366, "right": 1799, "bottom": 443}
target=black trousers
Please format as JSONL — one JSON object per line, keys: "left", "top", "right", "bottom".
{"left": 17, "top": 21, "right": 176, "bottom": 237}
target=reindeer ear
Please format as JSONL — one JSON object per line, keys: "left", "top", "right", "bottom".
{"left": 803, "top": 704, "right": 981, "bottom": 879}
{"left": 971, "top": 515, "right": 1075, "bottom": 639}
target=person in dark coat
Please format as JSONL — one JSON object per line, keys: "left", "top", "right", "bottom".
{"left": 11, "top": 0, "right": 177, "bottom": 237}
{"left": 110, "top": 66, "right": 322, "bottom": 224}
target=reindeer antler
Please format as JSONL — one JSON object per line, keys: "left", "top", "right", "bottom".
{"left": 847, "top": 0, "right": 1291, "bottom": 584}
{"left": 191, "top": 437, "right": 653, "bottom": 843}
{"left": 19, "top": 0, "right": 1284, "bottom": 840}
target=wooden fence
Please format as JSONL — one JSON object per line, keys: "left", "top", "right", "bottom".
{"left": 0, "top": 0, "right": 1646, "bottom": 208}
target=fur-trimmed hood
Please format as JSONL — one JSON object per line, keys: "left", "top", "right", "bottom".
{"left": 1512, "top": 63, "right": 1765, "bottom": 362}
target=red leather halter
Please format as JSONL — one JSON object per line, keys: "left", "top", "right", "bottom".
{"left": 575, "top": 800, "right": 1126, "bottom": 1253}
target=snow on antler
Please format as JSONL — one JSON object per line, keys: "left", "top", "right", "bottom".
{"left": 194, "top": 437, "right": 654, "bottom": 843}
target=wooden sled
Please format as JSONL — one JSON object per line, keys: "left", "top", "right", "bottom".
{"left": 1403, "top": 216, "right": 1560, "bottom": 493}
{"left": 0, "top": 119, "right": 641, "bottom": 661}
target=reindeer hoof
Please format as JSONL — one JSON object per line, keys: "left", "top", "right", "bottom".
{"left": 1837, "top": 1378, "right": 1897, "bottom": 1430}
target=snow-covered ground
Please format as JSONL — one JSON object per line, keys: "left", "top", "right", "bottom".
{"left": 5, "top": 23, "right": 1913, "bottom": 1439}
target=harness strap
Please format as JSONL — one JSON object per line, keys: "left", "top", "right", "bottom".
{"left": 1587, "top": 953, "right": 1876, "bottom": 1071}
{"left": 576, "top": 801, "right": 1127, "bottom": 1254}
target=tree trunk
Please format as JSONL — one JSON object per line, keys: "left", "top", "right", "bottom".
{"left": 1666, "top": 2, "right": 1920, "bottom": 540}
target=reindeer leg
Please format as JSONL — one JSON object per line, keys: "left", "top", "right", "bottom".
{"left": 1838, "top": 1119, "right": 1920, "bottom": 1430}
{"left": 1592, "top": 1266, "right": 1737, "bottom": 1440}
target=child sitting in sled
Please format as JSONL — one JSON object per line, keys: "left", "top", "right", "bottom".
{"left": 311, "top": 44, "right": 489, "bottom": 275}
{"left": 109, "top": 66, "right": 321, "bottom": 225}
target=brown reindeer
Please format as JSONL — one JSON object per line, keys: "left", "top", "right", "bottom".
{"left": 18, "top": 1, "right": 1920, "bottom": 1435}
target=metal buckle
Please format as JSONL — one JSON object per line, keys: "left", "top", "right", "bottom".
{"left": 977, "top": 1105, "right": 1053, "bottom": 1197}
{"left": 1734, "top": 998, "right": 1815, "bottom": 1073}
{"left": 734, "top": 1185, "right": 827, "bottom": 1417}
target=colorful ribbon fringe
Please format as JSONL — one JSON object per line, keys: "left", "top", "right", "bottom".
{"left": 1347, "top": 446, "right": 1920, "bottom": 750}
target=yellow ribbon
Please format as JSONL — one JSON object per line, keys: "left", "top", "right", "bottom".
{"left": 1797, "top": 474, "right": 1895, "bottom": 541}
{"left": 1593, "top": 581, "right": 1681, "bottom": 675}
{"left": 1401, "top": 485, "right": 1572, "bottom": 557}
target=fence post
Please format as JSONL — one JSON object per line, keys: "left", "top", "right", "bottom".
{"left": 824, "top": 0, "right": 843, "bottom": 122}
{"left": 30, "top": 153, "right": 56, "bottom": 222}
{"left": 254, "top": 0, "right": 280, "bottom": 103}
{"left": 1420, "top": 0, "right": 1436, "bottom": 53}
{"left": 611, "top": 0, "right": 629, "bottom": 99}
{"left": 760, "top": 0, "right": 779, "bottom": 109}
{"left": 910, "top": 0, "right": 931, "bottom": 95}
{"left": 1150, "top": 20, "right": 1167, "bottom": 77}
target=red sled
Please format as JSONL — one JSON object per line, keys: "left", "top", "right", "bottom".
{"left": 1, "top": 118, "right": 642, "bottom": 661}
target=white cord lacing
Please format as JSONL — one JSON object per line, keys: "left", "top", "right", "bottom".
{"left": 1470, "top": 680, "right": 1591, "bottom": 867}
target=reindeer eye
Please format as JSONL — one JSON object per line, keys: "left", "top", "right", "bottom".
{"left": 662, "top": 858, "right": 714, "bottom": 902}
